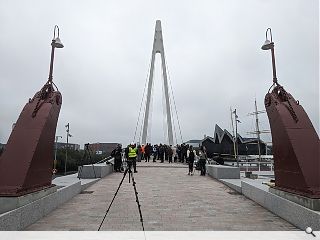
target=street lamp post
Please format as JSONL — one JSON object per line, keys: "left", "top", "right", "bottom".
{"left": 235, "top": 109, "right": 239, "bottom": 167}
{"left": 232, "top": 109, "right": 241, "bottom": 167}
{"left": 261, "top": 28, "right": 277, "bottom": 84}
{"left": 54, "top": 135, "right": 62, "bottom": 174}
{"left": 48, "top": 25, "right": 64, "bottom": 84}
{"left": 64, "top": 123, "right": 72, "bottom": 175}
{"left": 50, "top": 25, "right": 64, "bottom": 176}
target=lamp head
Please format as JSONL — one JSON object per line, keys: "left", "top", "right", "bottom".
{"left": 52, "top": 25, "right": 64, "bottom": 48}
{"left": 52, "top": 37, "right": 64, "bottom": 48}
{"left": 261, "top": 39, "right": 274, "bottom": 50}
{"left": 261, "top": 28, "right": 274, "bottom": 50}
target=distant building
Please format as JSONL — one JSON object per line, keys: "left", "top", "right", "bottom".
{"left": 56, "top": 142, "right": 80, "bottom": 151}
{"left": 184, "top": 140, "right": 202, "bottom": 148}
{"left": 201, "top": 124, "right": 270, "bottom": 158}
{"left": 87, "top": 143, "right": 120, "bottom": 155}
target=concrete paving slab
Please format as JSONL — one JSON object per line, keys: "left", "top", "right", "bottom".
{"left": 27, "top": 163, "right": 297, "bottom": 231}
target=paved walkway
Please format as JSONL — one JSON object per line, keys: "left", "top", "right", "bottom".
{"left": 27, "top": 162, "right": 297, "bottom": 231}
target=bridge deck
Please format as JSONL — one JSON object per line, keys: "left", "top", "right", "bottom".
{"left": 27, "top": 162, "right": 297, "bottom": 231}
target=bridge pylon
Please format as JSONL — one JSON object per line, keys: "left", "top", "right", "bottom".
{"left": 141, "top": 20, "right": 174, "bottom": 145}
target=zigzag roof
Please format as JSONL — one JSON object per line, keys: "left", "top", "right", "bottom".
{"left": 214, "top": 124, "right": 234, "bottom": 143}
{"left": 201, "top": 124, "right": 265, "bottom": 144}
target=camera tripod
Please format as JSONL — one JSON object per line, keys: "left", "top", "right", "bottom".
{"left": 98, "top": 161, "right": 145, "bottom": 232}
{"left": 78, "top": 143, "right": 97, "bottom": 179}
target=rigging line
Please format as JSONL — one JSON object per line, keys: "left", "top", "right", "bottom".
{"left": 165, "top": 59, "right": 184, "bottom": 143}
{"left": 133, "top": 58, "right": 152, "bottom": 143}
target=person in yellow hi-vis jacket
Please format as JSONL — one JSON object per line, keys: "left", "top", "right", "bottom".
{"left": 128, "top": 142, "right": 138, "bottom": 173}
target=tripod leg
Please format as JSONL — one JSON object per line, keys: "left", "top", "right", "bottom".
{"left": 128, "top": 168, "right": 131, "bottom": 183}
{"left": 98, "top": 168, "right": 129, "bottom": 231}
{"left": 127, "top": 161, "right": 133, "bottom": 183}
{"left": 130, "top": 172, "right": 145, "bottom": 231}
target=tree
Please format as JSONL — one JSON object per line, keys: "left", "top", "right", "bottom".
{"left": 54, "top": 148, "right": 107, "bottom": 175}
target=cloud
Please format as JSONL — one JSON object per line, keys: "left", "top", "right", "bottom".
{"left": 0, "top": 0, "right": 318, "bottom": 148}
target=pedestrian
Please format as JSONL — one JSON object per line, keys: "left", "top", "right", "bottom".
{"left": 145, "top": 143, "right": 151, "bottom": 162}
{"left": 164, "top": 145, "right": 169, "bottom": 161}
{"left": 159, "top": 143, "right": 164, "bottom": 163}
{"left": 128, "top": 142, "right": 138, "bottom": 173}
{"left": 187, "top": 146, "right": 196, "bottom": 175}
{"left": 177, "top": 144, "right": 181, "bottom": 162}
{"left": 111, "top": 144, "right": 122, "bottom": 172}
{"left": 153, "top": 145, "right": 158, "bottom": 162}
{"left": 168, "top": 145, "right": 173, "bottom": 163}
{"left": 137, "top": 144, "right": 142, "bottom": 162}
{"left": 180, "top": 144, "right": 184, "bottom": 162}
{"left": 141, "top": 144, "right": 145, "bottom": 161}
{"left": 124, "top": 145, "right": 129, "bottom": 160}
{"left": 198, "top": 146, "right": 207, "bottom": 176}
{"left": 172, "top": 145, "right": 177, "bottom": 162}
{"left": 182, "top": 144, "right": 188, "bottom": 163}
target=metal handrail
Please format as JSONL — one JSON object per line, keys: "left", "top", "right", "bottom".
{"left": 95, "top": 156, "right": 114, "bottom": 164}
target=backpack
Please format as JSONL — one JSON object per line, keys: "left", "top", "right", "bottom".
{"left": 199, "top": 150, "right": 207, "bottom": 159}
{"left": 189, "top": 150, "right": 195, "bottom": 160}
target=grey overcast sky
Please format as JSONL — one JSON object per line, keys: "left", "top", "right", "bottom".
{"left": 0, "top": 0, "right": 319, "bottom": 148}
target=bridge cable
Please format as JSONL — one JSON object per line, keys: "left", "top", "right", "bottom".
{"left": 171, "top": 101, "right": 178, "bottom": 145}
{"left": 133, "top": 58, "right": 152, "bottom": 143}
{"left": 139, "top": 55, "right": 159, "bottom": 143}
{"left": 165, "top": 60, "right": 183, "bottom": 143}
{"left": 145, "top": 76, "right": 155, "bottom": 143}
{"left": 165, "top": 59, "right": 184, "bottom": 143}
{"left": 161, "top": 58, "right": 177, "bottom": 144}
{"left": 161, "top": 71, "right": 168, "bottom": 143}
{"left": 166, "top": 71, "right": 178, "bottom": 145}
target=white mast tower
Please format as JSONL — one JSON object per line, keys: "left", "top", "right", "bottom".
{"left": 141, "top": 20, "right": 174, "bottom": 145}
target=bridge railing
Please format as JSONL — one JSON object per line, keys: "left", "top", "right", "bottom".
{"left": 225, "top": 160, "right": 274, "bottom": 172}
{"left": 208, "top": 156, "right": 274, "bottom": 172}
{"left": 95, "top": 156, "right": 114, "bottom": 165}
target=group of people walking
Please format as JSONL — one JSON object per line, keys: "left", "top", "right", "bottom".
{"left": 186, "top": 145, "right": 207, "bottom": 176}
{"left": 111, "top": 143, "right": 207, "bottom": 176}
